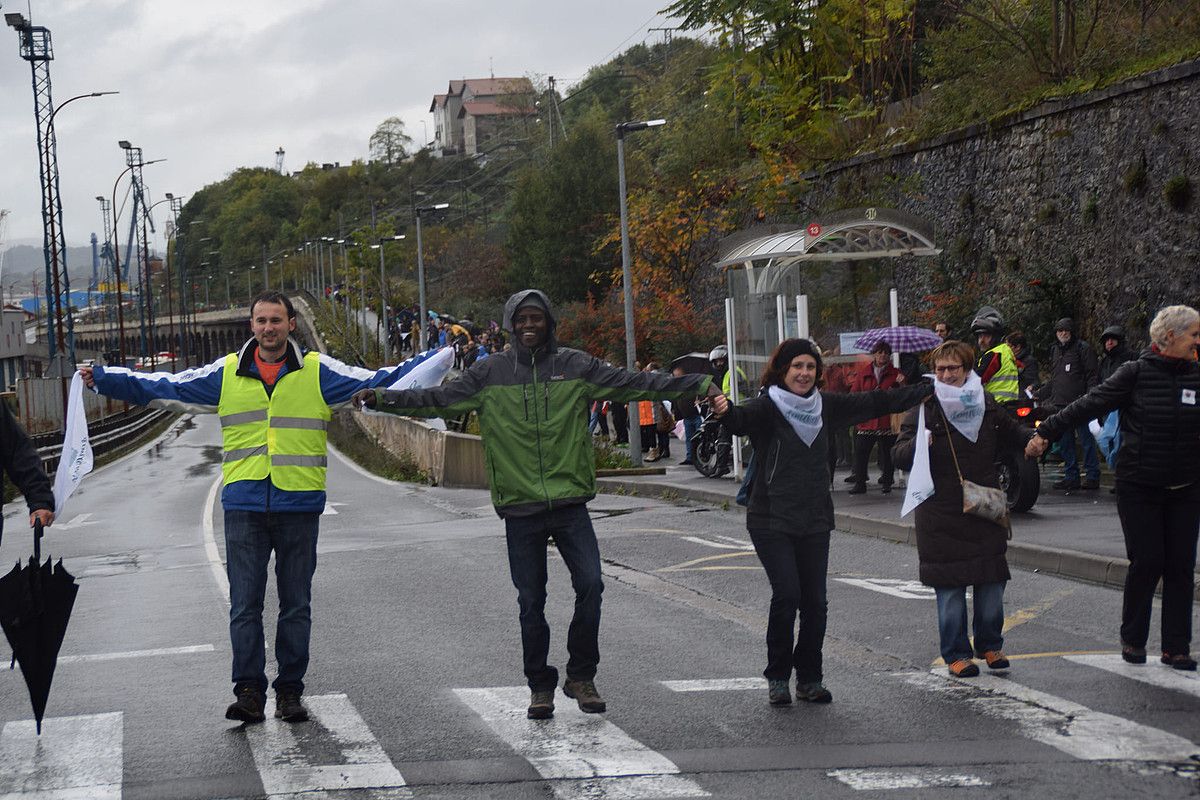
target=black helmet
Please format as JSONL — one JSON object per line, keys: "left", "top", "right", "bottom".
{"left": 970, "top": 306, "right": 1006, "bottom": 337}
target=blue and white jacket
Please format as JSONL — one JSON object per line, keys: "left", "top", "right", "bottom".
{"left": 91, "top": 337, "right": 439, "bottom": 513}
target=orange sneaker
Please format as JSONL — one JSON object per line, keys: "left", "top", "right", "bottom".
{"left": 948, "top": 659, "right": 980, "bottom": 677}
{"left": 980, "top": 650, "right": 1010, "bottom": 670}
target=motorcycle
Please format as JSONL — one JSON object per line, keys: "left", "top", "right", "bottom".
{"left": 691, "top": 403, "right": 731, "bottom": 478}
{"left": 994, "top": 395, "right": 1051, "bottom": 513}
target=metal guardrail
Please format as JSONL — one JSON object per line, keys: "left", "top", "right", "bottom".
{"left": 34, "top": 408, "right": 175, "bottom": 473}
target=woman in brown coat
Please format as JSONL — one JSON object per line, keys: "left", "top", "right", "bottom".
{"left": 893, "top": 341, "right": 1034, "bottom": 677}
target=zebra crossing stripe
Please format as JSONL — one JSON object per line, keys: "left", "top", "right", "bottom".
{"left": 0, "top": 712, "right": 123, "bottom": 800}
{"left": 661, "top": 678, "right": 764, "bottom": 692}
{"left": 454, "top": 686, "right": 709, "bottom": 800}
{"left": 244, "top": 693, "right": 409, "bottom": 797}
{"left": 828, "top": 768, "right": 990, "bottom": 790}
{"left": 901, "top": 670, "right": 1200, "bottom": 762}
{"left": 1064, "top": 654, "right": 1200, "bottom": 698}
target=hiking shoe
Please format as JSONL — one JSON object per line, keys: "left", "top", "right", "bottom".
{"left": 275, "top": 691, "right": 309, "bottom": 722}
{"left": 847, "top": 484, "right": 867, "bottom": 495}
{"left": 948, "top": 659, "right": 980, "bottom": 678}
{"left": 796, "top": 682, "right": 833, "bottom": 703}
{"left": 562, "top": 679, "right": 606, "bottom": 713}
{"left": 979, "top": 650, "right": 1010, "bottom": 670}
{"left": 1082, "top": 478, "right": 1101, "bottom": 490}
{"left": 1121, "top": 643, "right": 1147, "bottom": 664}
{"left": 1162, "top": 652, "right": 1198, "bottom": 671}
{"left": 1052, "top": 478, "right": 1081, "bottom": 490}
{"left": 767, "top": 679, "right": 792, "bottom": 705}
{"left": 225, "top": 687, "right": 266, "bottom": 724}
{"left": 527, "top": 689, "right": 555, "bottom": 719}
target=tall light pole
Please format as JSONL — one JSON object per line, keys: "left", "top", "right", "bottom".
{"left": 415, "top": 203, "right": 448, "bottom": 349}
{"left": 372, "top": 235, "right": 404, "bottom": 363}
{"left": 616, "top": 118, "right": 666, "bottom": 466}
{"left": 110, "top": 154, "right": 165, "bottom": 366}
{"left": 246, "top": 264, "right": 255, "bottom": 303}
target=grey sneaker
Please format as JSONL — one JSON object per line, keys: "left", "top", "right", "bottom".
{"left": 527, "top": 689, "right": 555, "bottom": 719}
{"left": 562, "top": 679, "right": 606, "bottom": 713}
{"left": 768, "top": 679, "right": 792, "bottom": 705}
{"left": 225, "top": 686, "right": 266, "bottom": 723}
{"left": 796, "top": 682, "right": 833, "bottom": 703}
{"left": 275, "top": 690, "right": 309, "bottom": 722}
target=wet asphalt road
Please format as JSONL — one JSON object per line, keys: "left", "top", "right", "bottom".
{"left": 0, "top": 413, "right": 1198, "bottom": 799}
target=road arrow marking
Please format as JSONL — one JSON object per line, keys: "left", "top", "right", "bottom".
{"left": 455, "top": 686, "right": 708, "bottom": 799}
{"left": 245, "top": 693, "right": 409, "bottom": 798}
{"left": 55, "top": 512, "right": 98, "bottom": 530}
{"left": 0, "top": 711, "right": 122, "bottom": 799}
{"left": 1065, "top": 654, "right": 1200, "bottom": 698}
{"left": 680, "top": 535, "right": 754, "bottom": 550}
{"left": 900, "top": 670, "right": 1200, "bottom": 762}
{"left": 829, "top": 768, "right": 990, "bottom": 790}
{"left": 322, "top": 501, "right": 346, "bottom": 516}
{"left": 835, "top": 578, "right": 938, "bottom": 600}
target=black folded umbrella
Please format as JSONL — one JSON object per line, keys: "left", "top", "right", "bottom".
{"left": 0, "top": 523, "right": 79, "bottom": 734}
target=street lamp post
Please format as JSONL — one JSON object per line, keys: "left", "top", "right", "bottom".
{"left": 372, "top": 235, "right": 404, "bottom": 363}
{"left": 110, "top": 152, "right": 165, "bottom": 366}
{"left": 226, "top": 272, "right": 233, "bottom": 308}
{"left": 616, "top": 118, "right": 665, "bottom": 467}
{"left": 415, "top": 203, "right": 448, "bottom": 349}
{"left": 246, "top": 265, "right": 255, "bottom": 303}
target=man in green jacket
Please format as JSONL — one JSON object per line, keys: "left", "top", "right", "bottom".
{"left": 356, "top": 289, "right": 713, "bottom": 719}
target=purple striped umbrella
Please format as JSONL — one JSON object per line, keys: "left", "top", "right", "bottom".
{"left": 854, "top": 326, "right": 942, "bottom": 354}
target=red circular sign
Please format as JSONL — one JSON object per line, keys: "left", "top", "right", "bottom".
{"left": 806, "top": 223, "right": 822, "bottom": 237}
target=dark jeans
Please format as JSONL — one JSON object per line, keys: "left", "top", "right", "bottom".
{"left": 934, "top": 582, "right": 1005, "bottom": 663}
{"left": 505, "top": 504, "right": 604, "bottom": 691}
{"left": 588, "top": 402, "right": 610, "bottom": 436}
{"left": 851, "top": 432, "right": 896, "bottom": 486}
{"left": 682, "top": 414, "right": 701, "bottom": 462}
{"left": 1116, "top": 481, "right": 1200, "bottom": 654}
{"left": 1059, "top": 423, "right": 1101, "bottom": 482}
{"left": 612, "top": 403, "right": 629, "bottom": 444}
{"left": 748, "top": 527, "right": 830, "bottom": 683}
{"left": 224, "top": 510, "right": 320, "bottom": 696}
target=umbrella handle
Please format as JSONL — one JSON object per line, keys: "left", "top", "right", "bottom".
{"left": 33, "top": 521, "right": 43, "bottom": 563}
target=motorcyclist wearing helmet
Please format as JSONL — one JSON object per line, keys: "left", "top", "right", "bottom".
{"left": 971, "top": 307, "right": 1020, "bottom": 403}
{"left": 709, "top": 345, "right": 749, "bottom": 399}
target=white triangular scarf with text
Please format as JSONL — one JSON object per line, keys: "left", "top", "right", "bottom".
{"left": 768, "top": 385, "right": 823, "bottom": 446}
{"left": 934, "top": 370, "right": 985, "bottom": 443}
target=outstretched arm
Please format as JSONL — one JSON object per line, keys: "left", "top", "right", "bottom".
{"left": 360, "top": 359, "right": 486, "bottom": 418}
{"left": 584, "top": 358, "right": 714, "bottom": 403}
{"left": 81, "top": 359, "right": 224, "bottom": 413}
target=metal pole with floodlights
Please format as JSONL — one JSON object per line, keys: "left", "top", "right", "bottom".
{"left": 415, "top": 203, "right": 448, "bottom": 350}
{"left": 615, "top": 117, "right": 665, "bottom": 467}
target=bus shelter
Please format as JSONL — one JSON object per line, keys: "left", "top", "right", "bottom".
{"left": 714, "top": 207, "right": 941, "bottom": 475}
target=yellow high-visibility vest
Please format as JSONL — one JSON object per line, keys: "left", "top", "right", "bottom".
{"left": 218, "top": 351, "right": 331, "bottom": 491}
{"left": 983, "top": 343, "right": 1020, "bottom": 402}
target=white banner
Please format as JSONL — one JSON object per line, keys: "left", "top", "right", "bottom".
{"left": 901, "top": 403, "right": 935, "bottom": 517}
{"left": 53, "top": 372, "right": 94, "bottom": 514}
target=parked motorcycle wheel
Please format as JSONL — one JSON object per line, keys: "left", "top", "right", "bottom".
{"left": 692, "top": 429, "right": 730, "bottom": 478}
{"left": 996, "top": 448, "right": 1040, "bottom": 513}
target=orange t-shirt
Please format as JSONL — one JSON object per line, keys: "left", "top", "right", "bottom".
{"left": 254, "top": 348, "right": 285, "bottom": 386}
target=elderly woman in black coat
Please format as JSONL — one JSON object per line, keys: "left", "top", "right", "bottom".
{"left": 1027, "top": 304, "right": 1200, "bottom": 670}
{"left": 893, "top": 341, "right": 1034, "bottom": 677}
{"left": 712, "top": 338, "right": 929, "bottom": 706}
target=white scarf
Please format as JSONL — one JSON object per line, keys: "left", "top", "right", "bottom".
{"left": 934, "top": 370, "right": 986, "bottom": 442}
{"left": 768, "top": 385, "right": 823, "bottom": 446}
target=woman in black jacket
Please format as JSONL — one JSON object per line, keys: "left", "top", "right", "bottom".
{"left": 1027, "top": 305, "right": 1200, "bottom": 670}
{"left": 713, "top": 338, "right": 929, "bottom": 705}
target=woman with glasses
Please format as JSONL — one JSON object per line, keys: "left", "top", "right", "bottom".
{"left": 893, "top": 340, "right": 1035, "bottom": 677}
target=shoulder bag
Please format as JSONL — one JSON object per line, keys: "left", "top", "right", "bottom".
{"left": 941, "top": 406, "right": 1012, "bottom": 534}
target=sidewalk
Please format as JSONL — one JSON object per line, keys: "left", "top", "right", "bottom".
{"left": 596, "top": 445, "right": 1199, "bottom": 598}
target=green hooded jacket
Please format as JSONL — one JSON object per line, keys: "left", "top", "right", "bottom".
{"left": 371, "top": 289, "right": 712, "bottom": 517}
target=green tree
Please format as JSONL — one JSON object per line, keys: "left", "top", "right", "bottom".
{"left": 369, "top": 117, "right": 413, "bottom": 165}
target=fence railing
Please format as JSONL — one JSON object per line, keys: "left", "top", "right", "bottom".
{"left": 33, "top": 407, "right": 175, "bottom": 472}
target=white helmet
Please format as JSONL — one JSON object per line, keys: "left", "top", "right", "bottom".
{"left": 708, "top": 345, "right": 728, "bottom": 361}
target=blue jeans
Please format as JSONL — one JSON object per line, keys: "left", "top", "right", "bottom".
{"left": 935, "top": 582, "right": 1005, "bottom": 663}
{"left": 682, "top": 415, "right": 700, "bottom": 462}
{"left": 748, "top": 528, "right": 830, "bottom": 683}
{"left": 504, "top": 504, "right": 604, "bottom": 691}
{"left": 224, "top": 510, "right": 320, "bottom": 696}
{"left": 1059, "top": 423, "right": 1100, "bottom": 482}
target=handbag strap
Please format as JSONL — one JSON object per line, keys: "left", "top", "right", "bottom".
{"left": 938, "top": 403, "right": 965, "bottom": 483}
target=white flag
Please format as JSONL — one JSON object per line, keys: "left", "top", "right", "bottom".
{"left": 389, "top": 346, "right": 455, "bottom": 391}
{"left": 901, "top": 403, "right": 935, "bottom": 517}
{"left": 53, "top": 372, "right": 94, "bottom": 514}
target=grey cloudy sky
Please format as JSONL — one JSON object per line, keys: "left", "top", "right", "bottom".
{"left": 0, "top": 0, "right": 683, "bottom": 251}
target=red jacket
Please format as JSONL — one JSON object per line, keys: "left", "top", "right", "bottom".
{"left": 848, "top": 361, "right": 904, "bottom": 431}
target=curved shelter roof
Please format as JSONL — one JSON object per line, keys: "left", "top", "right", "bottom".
{"left": 714, "top": 207, "right": 939, "bottom": 269}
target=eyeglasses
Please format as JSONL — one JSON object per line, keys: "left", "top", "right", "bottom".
{"left": 934, "top": 364, "right": 965, "bottom": 374}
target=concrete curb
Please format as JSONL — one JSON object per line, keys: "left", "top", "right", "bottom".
{"left": 595, "top": 477, "right": 1199, "bottom": 599}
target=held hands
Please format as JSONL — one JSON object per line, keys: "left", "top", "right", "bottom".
{"left": 30, "top": 509, "right": 54, "bottom": 528}
{"left": 1024, "top": 434, "right": 1049, "bottom": 460}
{"left": 353, "top": 389, "right": 377, "bottom": 410}
{"left": 711, "top": 393, "right": 730, "bottom": 417}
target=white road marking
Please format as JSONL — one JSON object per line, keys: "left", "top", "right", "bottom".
{"left": 0, "top": 712, "right": 122, "bottom": 800}
{"left": 54, "top": 512, "right": 98, "bottom": 530}
{"left": 900, "top": 670, "right": 1200, "bottom": 762}
{"left": 661, "top": 678, "right": 765, "bottom": 692}
{"left": 245, "top": 693, "right": 409, "bottom": 798}
{"left": 58, "top": 644, "right": 215, "bottom": 664}
{"left": 321, "top": 501, "right": 346, "bottom": 516}
{"left": 201, "top": 474, "right": 230, "bottom": 606}
{"left": 828, "top": 768, "right": 990, "bottom": 790}
{"left": 835, "top": 578, "right": 939, "bottom": 600}
{"left": 680, "top": 536, "right": 754, "bottom": 551}
{"left": 1065, "top": 654, "right": 1200, "bottom": 698}
{"left": 454, "top": 686, "right": 709, "bottom": 799}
